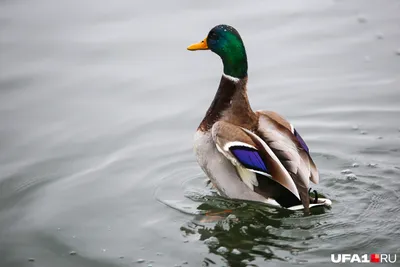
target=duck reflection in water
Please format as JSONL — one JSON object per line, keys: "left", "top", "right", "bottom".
{"left": 180, "top": 196, "right": 328, "bottom": 266}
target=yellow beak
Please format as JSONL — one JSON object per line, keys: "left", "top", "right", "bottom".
{"left": 187, "top": 37, "right": 209, "bottom": 51}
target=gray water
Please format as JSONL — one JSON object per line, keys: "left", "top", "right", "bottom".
{"left": 1, "top": 0, "right": 400, "bottom": 266}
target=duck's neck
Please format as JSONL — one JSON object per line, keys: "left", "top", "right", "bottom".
{"left": 222, "top": 51, "right": 248, "bottom": 79}
{"left": 198, "top": 74, "right": 256, "bottom": 132}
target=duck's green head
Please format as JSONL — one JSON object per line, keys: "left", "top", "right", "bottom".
{"left": 187, "top": 24, "right": 248, "bottom": 79}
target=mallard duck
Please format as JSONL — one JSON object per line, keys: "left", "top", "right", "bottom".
{"left": 187, "top": 24, "right": 331, "bottom": 213}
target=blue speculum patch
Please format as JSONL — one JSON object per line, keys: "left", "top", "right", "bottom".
{"left": 294, "top": 129, "right": 309, "bottom": 153}
{"left": 230, "top": 146, "right": 268, "bottom": 173}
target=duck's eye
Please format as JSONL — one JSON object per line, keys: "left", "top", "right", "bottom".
{"left": 208, "top": 39, "right": 217, "bottom": 46}
{"left": 210, "top": 32, "right": 218, "bottom": 39}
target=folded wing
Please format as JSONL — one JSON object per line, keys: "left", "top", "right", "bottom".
{"left": 255, "top": 110, "right": 320, "bottom": 212}
{"left": 211, "top": 121, "right": 301, "bottom": 203}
